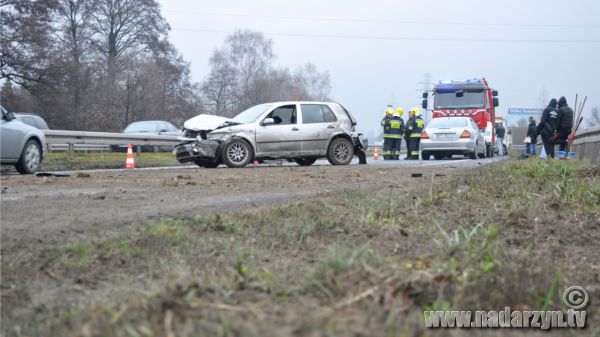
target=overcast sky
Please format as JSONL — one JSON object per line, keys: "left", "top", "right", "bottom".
{"left": 157, "top": 0, "right": 599, "bottom": 136}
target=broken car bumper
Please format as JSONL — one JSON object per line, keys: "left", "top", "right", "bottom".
{"left": 174, "top": 140, "right": 220, "bottom": 163}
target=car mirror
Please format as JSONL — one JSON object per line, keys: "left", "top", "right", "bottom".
{"left": 493, "top": 97, "right": 499, "bottom": 107}
{"left": 421, "top": 99, "right": 427, "bottom": 110}
{"left": 159, "top": 129, "right": 168, "bottom": 133}
{"left": 422, "top": 92, "right": 428, "bottom": 99}
{"left": 492, "top": 90, "right": 498, "bottom": 97}
{"left": 3, "top": 110, "right": 15, "bottom": 121}
{"left": 262, "top": 118, "right": 275, "bottom": 126}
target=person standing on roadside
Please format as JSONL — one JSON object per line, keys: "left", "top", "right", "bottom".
{"left": 381, "top": 108, "right": 393, "bottom": 160}
{"left": 536, "top": 98, "right": 559, "bottom": 158}
{"left": 495, "top": 122, "right": 505, "bottom": 156}
{"left": 526, "top": 116, "right": 538, "bottom": 155}
{"left": 556, "top": 96, "right": 574, "bottom": 152}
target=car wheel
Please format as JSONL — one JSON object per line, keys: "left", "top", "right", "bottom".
{"left": 422, "top": 152, "right": 431, "bottom": 160}
{"left": 433, "top": 154, "right": 444, "bottom": 160}
{"left": 221, "top": 139, "right": 252, "bottom": 168}
{"left": 327, "top": 137, "right": 354, "bottom": 165}
{"left": 15, "top": 139, "right": 42, "bottom": 174}
{"left": 469, "top": 146, "right": 477, "bottom": 159}
{"left": 294, "top": 158, "right": 317, "bottom": 166}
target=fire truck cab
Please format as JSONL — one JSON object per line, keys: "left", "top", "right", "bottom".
{"left": 422, "top": 78, "right": 499, "bottom": 157}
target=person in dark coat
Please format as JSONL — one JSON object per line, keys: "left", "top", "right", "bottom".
{"left": 556, "top": 96, "right": 574, "bottom": 152}
{"left": 526, "top": 116, "right": 537, "bottom": 155}
{"left": 536, "top": 98, "right": 559, "bottom": 158}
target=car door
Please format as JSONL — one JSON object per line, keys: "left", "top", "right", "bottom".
{"left": 0, "top": 114, "right": 24, "bottom": 160}
{"left": 297, "top": 104, "right": 339, "bottom": 155}
{"left": 255, "top": 104, "right": 301, "bottom": 157}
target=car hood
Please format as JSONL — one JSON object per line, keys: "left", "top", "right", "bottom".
{"left": 183, "top": 114, "right": 241, "bottom": 132}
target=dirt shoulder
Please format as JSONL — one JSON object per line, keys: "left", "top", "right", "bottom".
{"left": 1, "top": 164, "right": 443, "bottom": 252}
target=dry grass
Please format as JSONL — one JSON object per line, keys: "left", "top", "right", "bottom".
{"left": 2, "top": 159, "right": 599, "bottom": 337}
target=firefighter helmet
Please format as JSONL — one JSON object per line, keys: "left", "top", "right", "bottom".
{"left": 395, "top": 107, "right": 404, "bottom": 116}
{"left": 386, "top": 108, "right": 393, "bottom": 116}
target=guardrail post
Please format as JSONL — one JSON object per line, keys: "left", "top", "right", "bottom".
{"left": 136, "top": 145, "right": 142, "bottom": 158}
{"left": 68, "top": 143, "right": 74, "bottom": 158}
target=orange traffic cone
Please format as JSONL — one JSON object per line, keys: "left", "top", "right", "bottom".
{"left": 373, "top": 146, "right": 379, "bottom": 160}
{"left": 125, "top": 144, "right": 136, "bottom": 169}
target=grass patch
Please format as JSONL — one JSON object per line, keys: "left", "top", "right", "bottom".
{"left": 2, "top": 159, "right": 599, "bottom": 336}
{"left": 42, "top": 151, "right": 180, "bottom": 170}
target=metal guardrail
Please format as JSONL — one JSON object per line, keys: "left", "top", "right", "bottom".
{"left": 572, "top": 126, "right": 600, "bottom": 165}
{"left": 44, "top": 130, "right": 182, "bottom": 156}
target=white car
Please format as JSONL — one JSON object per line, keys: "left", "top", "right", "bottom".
{"left": 420, "top": 117, "right": 486, "bottom": 160}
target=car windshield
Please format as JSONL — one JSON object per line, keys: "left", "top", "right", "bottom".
{"left": 232, "top": 103, "right": 274, "bottom": 124}
{"left": 427, "top": 118, "right": 469, "bottom": 128}
{"left": 434, "top": 90, "right": 485, "bottom": 109}
{"left": 124, "top": 121, "right": 159, "bottom": 132}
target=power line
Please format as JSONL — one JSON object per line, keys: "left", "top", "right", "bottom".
{"left": 170, "top": 28, "right": 600, "bottom": 44}
{"left": 163, "top": 10, "right": 600, "bottom": 29}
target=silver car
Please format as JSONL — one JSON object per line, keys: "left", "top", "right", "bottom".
{"left": 1, "top": 106, "right": 47, "bottom": 173}
{"left": 420, "top": 117, "right": 486, "bottom": 160}
{"left": 174, "top": 101, "right": 367, "bottom": 168}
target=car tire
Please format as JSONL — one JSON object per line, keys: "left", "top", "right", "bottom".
{"left": 294, "top": 158, "right": 317, "bottom": 166}
{"left": 422, "top": 152, "right": 431, "bottom": 160}
{"left": 327, "top": 137, "right": 354, "bottom": 165}
{"left": 15, "top": 139, "right": 42, "bottom": 174}
{"left": 433, "top": 154, "right": 444, "bottom": 160}
{"left": 469, "top": 146, "right": 477, "bottom": 159}
{"left": 221, "top": 138, "right": 252, "bottom": 168}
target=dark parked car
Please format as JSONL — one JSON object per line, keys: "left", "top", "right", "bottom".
{"left": 111, "top": 120, "right": 182, "bottom": 152}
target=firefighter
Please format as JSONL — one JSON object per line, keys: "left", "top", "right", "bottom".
{"left": 390, "top": 108, "right": 405, "bottom": 160}
{"left": 381, "top": 108, "right": 394, "bottom": 160}
{"left": 404, "top": 108, "right": 424, "bottom": 160}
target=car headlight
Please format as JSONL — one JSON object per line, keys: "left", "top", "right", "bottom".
{"left": 207, "top": 132, "right": 228, "bottom": 141}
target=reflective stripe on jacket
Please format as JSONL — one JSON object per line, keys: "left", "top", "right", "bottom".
{"left": 407, "top": 116, "right": 424, "bottom": 138}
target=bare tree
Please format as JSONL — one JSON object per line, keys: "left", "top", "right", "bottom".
{"left": 90, "top": 0, "right": 169, "bottom": 80}
{"left": 0, "top": 0, "right": 59, "bottom": 88}
{"left": 588, "top": 106, "right": 600, "bottom": 127}
{"left": 536, "top": 87, "right": 550, "bottom": 109}
{"left": 201, "top": 50, "right": 237, "bottom": 116}
{"left": 294, "top": 63, "right": 331, "bottom": 101}
{"left": 201, "top": 29, "right": 333, "bottom": 117}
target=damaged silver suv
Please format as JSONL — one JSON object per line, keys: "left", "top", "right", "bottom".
{"left": 174, "top": 101, "right": 367, "bottom": 168}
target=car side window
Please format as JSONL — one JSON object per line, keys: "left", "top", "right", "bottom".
{"left": 265, "top": 105, "right": 296, "bottom": 125}
{"left": 322, "top": 105, "right": 337, "bottom": 122}
{"left": 301, "top": 104, "right": 325, "bottom": 124}
{"left": 23, "top": 116, "right": 36, "bottom": 128}
{"left": 36, "top": 117, "right": 49, "bottom": 129}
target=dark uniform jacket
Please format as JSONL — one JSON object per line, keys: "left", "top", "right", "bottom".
{"left": 527, "top": 121, "right": 537, "bottom": 143}
{"left": 406, "top": 116, "right": 424, "bottom": 138}
{"left": 381, "top": 116, "right": 392, "bottom": 137}
{"left": 388, "top": 116, "right": 404, "bottom": 138}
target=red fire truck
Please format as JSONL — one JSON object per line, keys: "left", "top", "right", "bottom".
{"left": 422, "top": 78, "right": 499, "bottom": 157}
